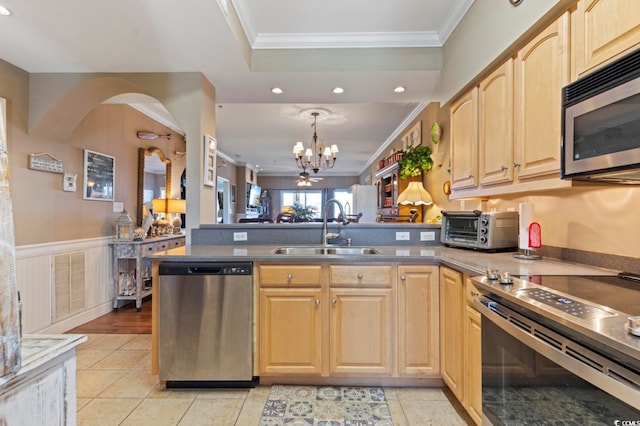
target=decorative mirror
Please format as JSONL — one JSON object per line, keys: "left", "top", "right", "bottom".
{"left": 136, "top": 147, "right": 172, "bottom": 225}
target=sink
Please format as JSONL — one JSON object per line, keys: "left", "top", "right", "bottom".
{"left": 272, "top": 246, "right": 380, "bottom": 255}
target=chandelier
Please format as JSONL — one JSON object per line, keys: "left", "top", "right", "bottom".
{"left": 293, "top": 111, "right": 338, "bottom": 173}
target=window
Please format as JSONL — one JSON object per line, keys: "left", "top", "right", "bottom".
{"left": 281, "top": 190, "right": 323, "bottom": 219}
{"left": 333, "top": 189, "right": 352, "bottom": 217}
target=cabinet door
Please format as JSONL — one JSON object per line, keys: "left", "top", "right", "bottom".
{"left": 514, "top": 13, "right": 569, "bottom": 179}
{"left": 573, "top": 0, "right": 640, "bottom": 78}
{"left": 259, "top": 288, "right": 322, "bottom": 375}
{"left": 329, "top": 288, "right": 392, "bottom": 375}
{"left": 479, "top": 59, "right": 514, "bottom": 186}
{"left": 397, "top": 265, "right": 439, "bottom": 376}
{"left": 464, "top": 305, "right": 483, "bottom": 426}
{"left": 439, "top": 267, "right": 464, "bottom": 400}
{"left": 450, "top": 88, "right": 479, "bottom": 190}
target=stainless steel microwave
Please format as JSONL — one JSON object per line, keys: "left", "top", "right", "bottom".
{"left": 562, "top": 47, "right": 640, "bottom": 183}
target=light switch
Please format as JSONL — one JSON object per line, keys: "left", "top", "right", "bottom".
{"left": 233, "top": 232, "right": 248, "bottom": 241}
{"left": 395, "top": 232, "right": 410, "bottom": 241}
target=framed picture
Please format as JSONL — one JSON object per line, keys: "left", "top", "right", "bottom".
{"left": 83, "top": 149, "right": 115, "bottom": 201}
{"left": 231, "top": 184, "right": 236, "bottom": 203}
{"left": 402, "top": 121, "right": 422, "bottom": 149}
{"left": 203, "top": 134, "right": 217, "bottom": 187}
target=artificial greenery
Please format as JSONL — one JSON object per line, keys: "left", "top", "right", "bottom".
{"left": 398, "top": 145, "right": 434, "bottom": 179}
{"left": 289, "top": 202, "right": 316, "bottom": 222}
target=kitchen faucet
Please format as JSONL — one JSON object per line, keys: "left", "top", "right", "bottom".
{"left": 321, "top": 198, "right": 349, "bottom": 246}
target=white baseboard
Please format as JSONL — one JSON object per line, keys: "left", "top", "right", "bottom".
{"left": 36, "top": 301, "right": 113, "bottom": 334}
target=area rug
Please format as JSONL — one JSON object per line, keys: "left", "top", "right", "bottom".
{"left": 259, "top": 385, "right": 392, "bottom": 425}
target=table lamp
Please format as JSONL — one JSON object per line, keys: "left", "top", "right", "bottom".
{"left": 166, "top": 199, "right": 186, "bottom": 234}
{"left": 397, "top": 181, "right": 433, "bottom": 215}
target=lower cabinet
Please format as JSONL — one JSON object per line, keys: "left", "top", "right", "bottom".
{"left": 257, "top": 262, "right": 439, "bottom": 380}
{"left": 440, "top": 266, "right": 483, "bottom": 425}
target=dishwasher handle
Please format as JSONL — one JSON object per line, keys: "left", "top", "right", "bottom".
{"left": 159, "top": 262, "right": 252, "bottom": 276}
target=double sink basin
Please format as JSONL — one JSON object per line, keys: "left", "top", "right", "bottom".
{"left": 273, "top": 246, "right": 380, "bottom": 256}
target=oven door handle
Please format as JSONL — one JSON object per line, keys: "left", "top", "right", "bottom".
{"left": 473, "top": 296, "right": 640, "bottom": 409}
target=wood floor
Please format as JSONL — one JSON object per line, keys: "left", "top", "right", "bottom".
{"left": 68, "top": 297, "right": 152, "bottom": 334}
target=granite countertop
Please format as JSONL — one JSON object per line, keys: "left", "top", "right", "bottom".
{"left": 149, "top": 244, "right": 617, "bottom": 277}
{"left": 0, "top": 334, "right": 86, "bottom": 389}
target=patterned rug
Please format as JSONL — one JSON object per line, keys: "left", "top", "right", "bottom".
{"left": 259, "top": 385, "right": 392, "bottom": 425}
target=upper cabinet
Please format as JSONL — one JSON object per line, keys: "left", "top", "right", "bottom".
{"left": 572, "top": 0, "right": 640, "bottom": 79}
{"left": 448, "top": 12, "right": 571, "bottom": 199}
{"left": 450, "top": 88, "right": 478, "bottom": 191}
{"left": 514, "top": 12, "right": 570, "bottom": 179}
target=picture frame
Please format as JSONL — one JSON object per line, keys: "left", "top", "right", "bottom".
{"left": 401, "top": 121, "right": 422, "bottom": 149}
{"left": 83, "top": 149, "right": 115, "bottom": 201}
{"left": 203, "top": 134, "right": 217, "bottom": 187}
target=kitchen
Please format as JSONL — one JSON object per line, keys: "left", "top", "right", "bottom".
{"left": 1, "top": 0, "right": 640, "bottom": 424}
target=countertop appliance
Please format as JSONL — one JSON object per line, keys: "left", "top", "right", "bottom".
{"left": 440, "top": 210, "right": 518, "bottom": 251}
{"left": 562, "top": 46, "right": 640, "bottom": 183}
{"left": 158, "top": 261, "right": 256, "bottom": 388}
{"left": 471, "top": 272, "right": 640, "bottom": 424}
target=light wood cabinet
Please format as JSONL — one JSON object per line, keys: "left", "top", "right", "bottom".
{"left": 259, "top": 288, "right": 323, "bottom": 375}
{"left": 439, "top": 266, "right": 464, "bottom": 400}
{"left": 450, "top": 88, "right": 479, "bottom": 190}
{"left": 572, "top": 0, "right": 640, "bottom": 79}
{"left": 329, "top": 288, "right": 393, "bottom": 375}
{"left": 397, "top": 265, "right": 440, "bottom": 376}
{"left": 478, "top": 59, "right": 514, "bottom": 186}
{"left": 514, "top": 12, "right": 570, "bottom": 180}
{"left": 464, "top": 279, "right": 482, "bottom": 426}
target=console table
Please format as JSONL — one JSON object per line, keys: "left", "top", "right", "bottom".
{"left": 109, "top": 234, "right": 185, "bottom": 311}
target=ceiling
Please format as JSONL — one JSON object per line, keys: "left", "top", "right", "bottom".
{"left": 0, "top": 0, "right": 474, "bottom": 177}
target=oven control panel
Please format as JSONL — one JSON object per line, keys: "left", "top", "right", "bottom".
{"left": 515, "top": 288, "right": 615, "bottom": 320}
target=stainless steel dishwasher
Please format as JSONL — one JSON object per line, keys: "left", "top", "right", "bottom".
{"left": 158, "top": 262, "right": 256, "bottom": 388}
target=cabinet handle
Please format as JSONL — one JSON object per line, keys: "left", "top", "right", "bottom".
{"left": 401, "top": 275, "right": 406, "bottom": 281}
{"left": 470, "top": 290, "right": 479, "bottom": 297}
{"left": 332, "top": 298, "right": 337, "bottom": 305}
{"left": 468, "top": 174, "right": 474, "bottom": 178}
{"left": 501, "top": 166, "right": 508, "bottom": 171}
{"left": 287, "top": 274, "right": 293, "bottom": 281}
{"left": 315, "top": 299, "right": 320, "bottom": 306}
{"left": 513, "top": 162, "right": 521, "bottom": 168}
{"left": 357, "top": 273, "right": 364, "bottom": 280}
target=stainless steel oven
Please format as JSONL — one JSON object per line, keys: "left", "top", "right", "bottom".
{"left": 472, "top": 274, "right": 640, "bottom": 424}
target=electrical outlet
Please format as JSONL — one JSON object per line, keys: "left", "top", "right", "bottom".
{"left": 420, "top": 231, "right": 436, "bottom": 241}
{"left": 112, "top": 202, "right": 124, "bottom": 213}
{"left": 233, "top": 232, "right": 248, "bottom": 241}
{"left": 395, "top": 231, "right": 410, "bottom": 241}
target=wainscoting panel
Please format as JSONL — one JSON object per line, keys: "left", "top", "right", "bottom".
{"left": 16, "top": 237, "right": 113, "bottom": 334}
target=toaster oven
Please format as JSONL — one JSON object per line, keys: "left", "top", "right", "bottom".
{"left": 441, "top": 210, "right": 519, "bottom": 251}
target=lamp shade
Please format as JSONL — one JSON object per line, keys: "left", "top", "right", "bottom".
{"left": 397, "top": 182, "right": 433, "bottom": 206}
{"left": 166, "top": 199, "right": 186, "bottom": 214}
{"left": 151, "top": 198, "right": 167, "bottom": 214}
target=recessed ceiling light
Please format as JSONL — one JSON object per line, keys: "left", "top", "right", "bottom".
{"left": 271, "top": 87, "right": 283, "bottom": 94}
{"left": 394, "top": 86, "right": 406, "bottom": 93}
{"left": 0, "top": 5, "right": 11, "bottom": 15}
{"left": 332, "top": 87, "right": 344, "bottom": 94}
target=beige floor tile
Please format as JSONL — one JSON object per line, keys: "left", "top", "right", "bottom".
{"left": 383, "top": 387, "right": 399, "bottom": 401}
{"left": 147, "top": 383, "right": 201, "bottom": 400}
{"left": 401, "top": 399, "right": 467, "bottom": 426}
{"left": 130, "top": 351, "right": 153, "bottom": 371}
{"left": 396, "top": 387, "right": 449, "bottom": 401}
{"left": 76, "top": 397, "right": 93, "bottom": 411}
{"left": 82, "top": 334, "right": 138, "bottom": 351}
{"left": 233, "top": 396, "right": 266, "bottom": 426}
{"left": 195, "top": 388, "right": 250, "bottom": 399}
{"left": 77, "top": 397, "right": 141, "bottom": 426}
{"left": 121, "top": 334, "right": 152, "bottom": 350}
{"left": 119, "top": 398, "right": 193, "bottom": 426}
{"left": 91, "top": 349, "right": 150, "bottom": 370}
{"left": 178, "top": 398, "right": 244, "bottom": 425}
{"left": 387, "top": 399, "right": 409, "bottom": 426}
{"left": 77, "top": 370, "right": 127, "bottom": 398}
{"left": 99, "top": 371, "right": 160, "bottom": 398}
{"left": 247, "top": 385, "right": 271, "bottom": 400}
{"left": 76, "top": 348, "right": 113, "bottom": 370}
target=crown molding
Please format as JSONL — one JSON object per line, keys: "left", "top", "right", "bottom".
{"left": 252, "top": 31, "right": 442, "bottom": 50}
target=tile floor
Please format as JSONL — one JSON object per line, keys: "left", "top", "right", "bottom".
{"left": 75, "top": 334, "right": 470, "bottom": 425}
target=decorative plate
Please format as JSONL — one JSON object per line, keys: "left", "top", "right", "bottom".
{"left": 431, "top": 122, "right": 441, "bottom": 144}
{"left": 443, "top": 180, "right": 451, "bottom": 196}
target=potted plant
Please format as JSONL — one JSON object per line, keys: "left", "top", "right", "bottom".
{"left": 398, "top": 145, "right": 433, "bottom": 179}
